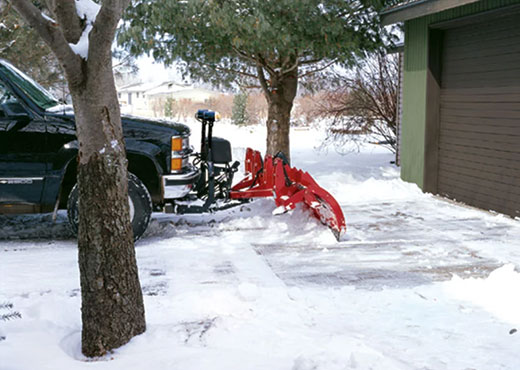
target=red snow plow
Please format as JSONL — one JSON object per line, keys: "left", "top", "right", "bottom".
{"left": 230, "top": 148, "right": 346, "bottom": 240}
{"left": 173, "top": 110, "right": 346, "bottom": 241}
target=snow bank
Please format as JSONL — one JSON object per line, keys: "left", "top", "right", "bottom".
{"left": 445, "top": 264, "right": 520, "bottom": 326}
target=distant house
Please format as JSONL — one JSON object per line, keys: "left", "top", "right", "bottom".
{"left": 117, "top": 81, "right": 222, "bottom": 117}
{"left": 117, "top": 81, "right": 158, "bottom": 116}
{"left": 382, "top": 0, "right": 520, "bottom": 218}
{"left": 145, "top": 82, "right": 221, "bottom": 103}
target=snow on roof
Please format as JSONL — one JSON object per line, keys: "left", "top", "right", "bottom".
{"left": 145, "top": 81, "right": 191, "bottom": 96}
{"left": 117, "top": 80, "right": 221, "bottom": 98}
{"left": 382, "top": 0, "right": 426, "bottom": 13}
{"left": 117, "top": 81, "right": 161, "bottom": 93}
{"left": 381, "top": 0, "right": 480, "bottom": 24}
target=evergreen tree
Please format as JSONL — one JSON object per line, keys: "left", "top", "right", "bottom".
{"left": 164, "top": 97, "right": 174, "bottom": 118}
{"left": 232, "top": 91, "right": 249, "bottom": 126}
{"left": 119, "top": 0, "right": 390, "bottom": 163}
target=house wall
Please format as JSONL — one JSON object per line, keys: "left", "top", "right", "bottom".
{"left": 400, "top": 0, "right": 520, "bottom": 189}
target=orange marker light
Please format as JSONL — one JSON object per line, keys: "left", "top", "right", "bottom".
{"left": 171, "top": 157, "right": 182, "bottom": 172}
{"left": 171, "top": 137, "right": 183, "bottom": 151}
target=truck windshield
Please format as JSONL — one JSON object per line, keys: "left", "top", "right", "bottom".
{"left": 0, "top": 60, "right": 59, "bottom": 110}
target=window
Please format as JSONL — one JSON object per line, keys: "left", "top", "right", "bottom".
{"left": 0, "top": 61, "right": 58, "bottom": 110}
{"left": 0, "top": 82, "right": 26, "bottom": 117}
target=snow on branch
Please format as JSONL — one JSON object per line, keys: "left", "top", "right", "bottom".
{"left": 68, "top": 0, "right": 101, "bottom": 60}
{"left": 40, "top": 12, "right": 57, "bottom": 26}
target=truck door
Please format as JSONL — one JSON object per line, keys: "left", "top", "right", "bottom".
{"left": 0, "top": 82, "right": 47, "bottom": 213}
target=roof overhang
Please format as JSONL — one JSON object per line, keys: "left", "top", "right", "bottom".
{"left": 381, "top": 0, "right": 481, "bottom": 25}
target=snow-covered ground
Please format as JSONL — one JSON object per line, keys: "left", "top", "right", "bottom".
{"left": 1, "top": 123, "right": 520, "bottom": 370}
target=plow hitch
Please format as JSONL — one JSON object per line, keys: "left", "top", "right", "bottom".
{"left": 230, "top": 148, "right": 346, "bottom": 241}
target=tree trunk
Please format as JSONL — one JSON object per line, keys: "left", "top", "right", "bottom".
{"left": 71, "top": 61, "right": 145, "bottom": 357}
{"left": 264, "top": 70, "right": 298, "bottom": 163}
{"left": 11, "top": 0, "right": 143, "bottom": 359}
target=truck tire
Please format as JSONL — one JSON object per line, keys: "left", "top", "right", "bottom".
{"left": 67, "top": 173, "right": 153, "bottom": 241}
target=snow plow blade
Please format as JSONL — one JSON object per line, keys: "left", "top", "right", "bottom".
{"left": 230, "top": 148, "right": 346, "bottom": 241}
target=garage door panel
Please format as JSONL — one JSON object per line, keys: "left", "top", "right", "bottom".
{"left": 442, "top": 68, "right": 520, "bottom": 82}
{"left": 443, "top": 15, "right": 520, "bottom": 43}
{"left": 439, "top": 162, "right": 520, "bottom": 188}
{"left": 441, "top": 102, "right": 520, "bottom": 112}
{"left": 438, "top": 177, "right": 520, "bottom": 208}
{"left": 439, "top": 142, "right": 520, "bottom": 169}
{"left": 437, "top": 183, "right": 520, "bottom": 217}
{"left": 444, "top": 47, "right": 520, "bottom": 65}
{"left": 441, "top": 107, "right": 520, "bottom": 120}
{"left": 441, "top": 122, "right": 520, "bottom": 136}
{"left": 442, "top": 86, "right": 520, "bottom": 96}
{"left": 444, "top": 34, "right": 520, "bottom": 53}
{"left": 439, "top": 135, "right": 520, "bottom": 154}
{"left": 440, "top": 128, "right": 520, "bottom": 145}
{"left": 444, "top": 32, "right": 520, "bottom": 52}
{"left": 441, "top": 93, "right": 520, "bottom": 104}
{"left": 442, "top": 74, "right": 520, "bottom": 89}
{"left": 439, "top": 134, "right": 520, "bottom": 154}
{"left": 438, "top": 181, "right": 520, "bottom": 211}
{"left": 438, "top": 155, "right": 520, "bottom": 176}
{"left": 438, "top": 171, "right": 520, "bottom": 202}
{"left": 439, "top": 115, "right": 520, "bottom": 128}
{"left": 437, "top": 13, "right": 520, "bottom": 216}
{"left": 443, "top": 57, "right": 520, "bottom": 76}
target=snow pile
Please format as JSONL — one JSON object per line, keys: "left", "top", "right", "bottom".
{"left": 68, "top": 0, "right": 101, "bottom": 60}
{"left": 445, "top": 264, "right": 520, "bottom": 326}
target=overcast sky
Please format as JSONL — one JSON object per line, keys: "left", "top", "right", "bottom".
{"left": 136, "top": 55, "right": 187, "bottom": 84}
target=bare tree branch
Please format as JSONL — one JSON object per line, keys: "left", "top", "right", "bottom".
{"left": 256, "top": 53, "right": 276, "bottom": 77}
{"left": 281, "top": 56, "right": 299, "bottom": 76}
{"left": 314, "top": 53, "right": 399, "bottom": 153}
{"left": 298, "top": 57, "right": 323, "bottom": 66}
{"left": 88, "top": 0, "right": 130, "bottom": 70}
{"left": 232, "top": 46, "right": 258, "bottom": 64}
{"left": 45, "top": 0, "right": 82, "bottom": 44}
{"left": 256, "top": 64, "right": 271, "bottom": 103}
{"left": 196, "top": 61, "right": 259, "bottom": 80}
{"left": 11, "top": 0, "right": 84, "bottom": 86}
{"left": 237, "top": 82, "right": 261, "bottom": 89}
{"left": 298, "top": 59, "right": 337, "bottom": 79}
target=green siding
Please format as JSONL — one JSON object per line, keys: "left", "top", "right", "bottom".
{"left": 401, "top": 18, "right": 428, "bottom": 187}
{"left": 400, "top": 0, "right": 520, "bottom": 188}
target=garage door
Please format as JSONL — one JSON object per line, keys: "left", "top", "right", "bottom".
{"left": 437, "top": 13, "right": 520, "bottom": 217}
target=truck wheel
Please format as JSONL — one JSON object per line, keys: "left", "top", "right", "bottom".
{"left": 67, "top": 173, "right": 152, "bottom": 241}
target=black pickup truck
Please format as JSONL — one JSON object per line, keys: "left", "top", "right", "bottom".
{"left": 0, "top": 59, "right": 201, "bottom": 239}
